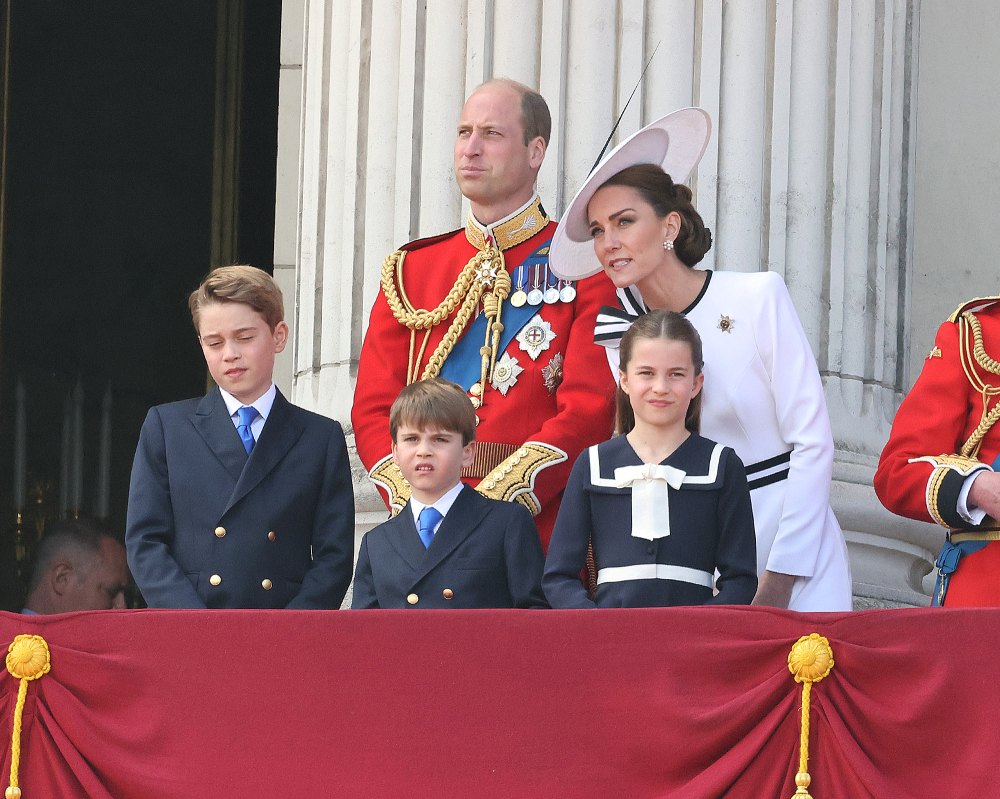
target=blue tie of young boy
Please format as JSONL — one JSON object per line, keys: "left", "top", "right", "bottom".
{"left": 417, "top": 506, "right": 443, "bottom": 549}
{"left": 236, "top": 406, "right": 259, "bottom": 455}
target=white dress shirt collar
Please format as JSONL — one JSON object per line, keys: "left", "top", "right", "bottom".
{"left": 408, "top": 481, "right": 465, "bottom": 531}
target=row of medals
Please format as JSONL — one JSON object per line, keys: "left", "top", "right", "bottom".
{"left": 509, "top": 264, "right": 576, "bottom": 308}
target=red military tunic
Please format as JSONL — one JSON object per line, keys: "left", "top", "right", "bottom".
{"left": 353, "top": 197, "right": 617, "bottom": 549}
{"left": 874, "top": 296, "right": 1000, "bottom": 606}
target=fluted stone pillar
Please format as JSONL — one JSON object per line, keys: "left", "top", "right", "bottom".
{"left": 279, "top": 0, "right": 930, "bottom": 604}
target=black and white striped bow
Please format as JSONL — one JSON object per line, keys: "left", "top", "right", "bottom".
{"left": 593, "top": 287, "right": 647, "bottom": 349}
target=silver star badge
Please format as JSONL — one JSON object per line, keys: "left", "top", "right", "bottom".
{"left": 490, "top": 352, "right": 523, "bottom": 396}
{"left": 516, "top": 314, "right": 556, "bottom": 360}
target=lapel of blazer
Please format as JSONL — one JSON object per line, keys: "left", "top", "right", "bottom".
{"left": 412, "top": 486, "right": 490, "bottom": 581}
{"left": 384, "top": 504, "right": 427, "bottom": 573}
{"left": 191, "top": 389, "right": 246, "bottom": 483}
{"left": 225, "top": 389, "right": 305, "bottom": 513}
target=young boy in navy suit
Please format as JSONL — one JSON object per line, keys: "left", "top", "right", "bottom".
{"left": 351, "top": 378, "right": 546, "bottom": 608}
{"left": 126, "top": 265, "right": 355, "bottom": 609}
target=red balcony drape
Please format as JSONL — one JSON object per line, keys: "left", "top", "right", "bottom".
{"left": 1, "top": 607, "right": 993, "bottom": 798}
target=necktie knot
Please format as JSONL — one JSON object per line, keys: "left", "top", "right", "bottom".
{"left": 236, "top": 406, "right": 259, "bottom": 455}
{"left": 417, "top": 506, "right": 443, "bottom": 549}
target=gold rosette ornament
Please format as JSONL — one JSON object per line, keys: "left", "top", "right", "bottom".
{"left": 786, "top": 633, "right": 834, "bottom": 799}
{"left": 5, "top": 635, "right": 52, "bottom": 799}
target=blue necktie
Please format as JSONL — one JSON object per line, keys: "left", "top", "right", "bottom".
{"left": 417, "top": 506, "right": 443, "bottom": 549}
{"left": 236, "top": 406, "right": 259, "bottom": 455}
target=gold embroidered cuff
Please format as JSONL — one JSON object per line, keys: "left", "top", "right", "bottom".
{"left": 474, "top": 441, "right": 567, "bottom": 516}
{"left": 909, "top": 454, "right": 991, "bottom": 528}
{"left": 368, "top": 455, "right": 411, "bottom": 516}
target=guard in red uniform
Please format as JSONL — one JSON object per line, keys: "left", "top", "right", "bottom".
{"left": 353, "top": 79, "right": 617, "bottom": 548}
{"left": 875, "top": 296, "right": 1000, "bottom": 606}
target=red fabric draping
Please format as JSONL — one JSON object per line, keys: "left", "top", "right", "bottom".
{"left": 0, "top": 607, "right": 990, "bottom": 798}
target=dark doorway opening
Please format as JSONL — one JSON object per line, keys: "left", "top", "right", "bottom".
{"left": 0, "top": 0, "right": 282, "bottom": 610}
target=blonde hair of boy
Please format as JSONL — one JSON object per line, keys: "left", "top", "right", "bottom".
{"left": 188, "top": 265, "right": 284, "bottom": 332}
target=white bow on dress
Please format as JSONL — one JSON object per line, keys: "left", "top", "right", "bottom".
{"left": 613, "top": 463, "right": 686, "bottom": 541}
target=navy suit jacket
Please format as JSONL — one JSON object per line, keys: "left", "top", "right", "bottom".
{"left": 126, "top": 388, "right": 355, "bottom": 609}
{"left": 351, "top": 486, "right": 547, "bottom": 609}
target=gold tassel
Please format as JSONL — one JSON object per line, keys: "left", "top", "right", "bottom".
{"left": 786, "top": 633, "right": 835, "bottom": 799}
{"left": 5, "top": 635, "right": 52, "bottom": 799}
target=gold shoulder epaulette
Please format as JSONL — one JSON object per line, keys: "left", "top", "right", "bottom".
{"left": 947, "top": 295, "right": 1000, "bottom": 323}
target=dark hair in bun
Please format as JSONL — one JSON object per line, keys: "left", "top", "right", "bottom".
{"left": 598, "top": 164, "right": 712, "bottom": 267}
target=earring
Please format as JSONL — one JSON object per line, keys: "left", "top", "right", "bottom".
{"left": 663, "top": 239, "right": 674, "bottom": 251}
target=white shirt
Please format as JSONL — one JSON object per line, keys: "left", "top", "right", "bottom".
{"left": 219, "top": 384, "right": 276, "bottom": 442}
{"left": 408, "top": 482, "right": 465, "bottom": 537}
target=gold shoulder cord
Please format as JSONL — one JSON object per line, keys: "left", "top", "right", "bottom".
{"left": 380, "top": 245, "right": 510, "bottom": 398}
{"left": 958, "top": 312, "right": 1000, "bottom": 458}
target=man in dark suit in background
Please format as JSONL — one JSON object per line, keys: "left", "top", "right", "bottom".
{"left": 126, "top": 265, "right": 355, "bottom": 609}
{"left": 351, "top": 378, "right": 546, "bottom": 609}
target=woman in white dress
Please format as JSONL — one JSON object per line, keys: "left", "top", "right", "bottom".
{"left": 550, "top": 109, "right": 852, "bottom": 611}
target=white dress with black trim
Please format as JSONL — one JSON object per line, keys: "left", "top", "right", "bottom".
{"left": 542, "top": 433, "right": 758, "bottom": 608}
{"left": 595, "top": 270, "right": 853, "bottom": 611}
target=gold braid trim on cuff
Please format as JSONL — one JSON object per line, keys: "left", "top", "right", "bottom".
{"left": 787, "top": 633, "right": 835, "bottom": 799}
{"left": 475, "top": 441, "right": 567, "bottom": 516}
{"left": 368, "top": 456, "right": 411, "bottom": 516}
{"left": 6, "top": 634, "right": 52, "bottom": 799}
{"left": 909, "top": 454, "right": 990, "bottom": 528}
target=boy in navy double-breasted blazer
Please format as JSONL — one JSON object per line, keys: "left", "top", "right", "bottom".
{"left": 126, "top": 266, "right": 355, "bottom": 609}
{"left": 351, "top": 378, "right": 546, "bottom": 609}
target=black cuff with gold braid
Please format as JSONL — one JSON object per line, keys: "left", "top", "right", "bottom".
{"left": 474, "top": 441, "right": 567, "bottom": 516}
{"left": 910, "top": 453, "right": 991, "bottom": 529}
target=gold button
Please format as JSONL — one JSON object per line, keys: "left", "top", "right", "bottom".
{"left": 267, "top": 531, "right": 276, "bottom": 542}
{"left": 406, "top": 593, "right": 419, "bottom": 605}
{"left": 470, "top": 382, "right": 482, "bottom": 397}
{"left": 209, "top": 574, "right": 222, "bottom": 586}
{"left": 261, "top": 579, "right": 273, "bottom": 591}
{"left": 214, "top": 526, "right": 226, "bottom": 538}
{"left": 442, "top": 588, "right": 454, "bottom": 600}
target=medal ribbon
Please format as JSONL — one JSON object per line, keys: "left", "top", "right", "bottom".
{"left": 440, "top": 240, "right": 552, "bottom": 389}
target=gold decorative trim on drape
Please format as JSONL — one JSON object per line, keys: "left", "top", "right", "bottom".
{"left": 787, "top": 633, "right": 835, "bottom": 799}
{"left": 5, "top": 634, "right": 51, "bottom": 799}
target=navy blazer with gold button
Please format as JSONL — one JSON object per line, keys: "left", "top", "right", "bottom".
{"left": 126, "top": 387, "right": 355, "bottom": 609}
{"left": 351, "top": 486, "right": 547, "bottom": 609}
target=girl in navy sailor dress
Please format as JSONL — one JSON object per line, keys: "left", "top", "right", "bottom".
{"left": 543, "top": 310, "right": 757, "bottom": 608}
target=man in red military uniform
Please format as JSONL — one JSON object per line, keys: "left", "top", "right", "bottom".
{"left": 353, "top": 78, "right": 617, "bottom": 548}
{"left": 875, "top": 296, "right": 1000, "bottom": 606}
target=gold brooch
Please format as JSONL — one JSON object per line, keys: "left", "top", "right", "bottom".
{"left": 927, "top": 346, "right": 942, "bottom": 359}
{"left": 718, "top": 314, "right": 734, "bottom": 333}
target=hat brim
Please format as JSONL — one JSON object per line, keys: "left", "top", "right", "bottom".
{"left": 550, "top": 107, "right": 712, "bottom": 281}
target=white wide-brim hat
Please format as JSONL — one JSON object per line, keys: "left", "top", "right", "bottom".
{"left": 550, "top": 107, "right": 712, "bottom": 281}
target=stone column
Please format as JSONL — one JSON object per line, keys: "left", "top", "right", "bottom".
{"left": 279, "top": 0, "right": 929, "bottom": 603}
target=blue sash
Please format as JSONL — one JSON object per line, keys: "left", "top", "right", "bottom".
{"left": 439, "top": 240, "right": 552, "bottom": 390}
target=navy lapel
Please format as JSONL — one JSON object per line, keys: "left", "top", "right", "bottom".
{"left": 384, "top": 504, "right": 427, "bottom": 573}
{"left": 225, "top": 389, "right": 305, "bottom": 513}
{"left": 190, "top": 389, "right": 246, "bottom": 483}
{"left": 413, "top": 487, "right": 490, "bottom": 581}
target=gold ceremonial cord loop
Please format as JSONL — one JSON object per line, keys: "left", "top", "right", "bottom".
{"left": 956, "top": 313, "right": 1000, "bottom": 458}
{"left": 382, "top": 247, "right": 509, "bottom": 384}
{"left": 786, "top": 634, "right": 834, "bottom": 799}
{"left": 6, "top": 634, "right": 52, "bottom": 799}
{"left": 964, "top": 311, "right": 1000, "bottom": 376}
